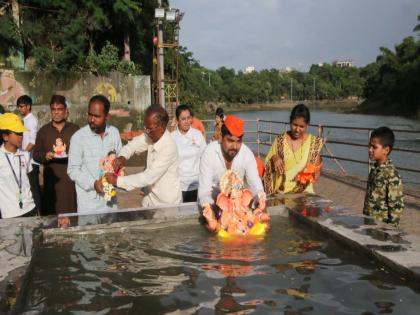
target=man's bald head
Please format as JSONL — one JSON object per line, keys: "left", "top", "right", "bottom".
{"left": 143, "top": 105, "right": 169, "bottom": 143}
{"left": 144, "top": 105, "right": 169, "bottom": 127}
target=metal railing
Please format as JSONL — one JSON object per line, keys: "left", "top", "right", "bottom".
{"left": 257, "top": 119, "right": 420, "bottom": 176}
{"left": 203, "top": 118, "right": 420, "bottom": 177}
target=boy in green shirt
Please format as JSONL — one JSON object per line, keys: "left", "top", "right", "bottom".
{"left": 363, "top": 127, "right": 404, "bottom": 225}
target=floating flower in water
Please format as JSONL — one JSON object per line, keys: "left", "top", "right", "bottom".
{"left": 288, "top": 260, "right": 316, "bottom": 271}
{"left": 276, "top": 288, "right": 308, "bottom": 299}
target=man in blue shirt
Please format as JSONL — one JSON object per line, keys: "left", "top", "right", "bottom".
{"left": 68, "top": 95, "right": 122, "bottom": 213}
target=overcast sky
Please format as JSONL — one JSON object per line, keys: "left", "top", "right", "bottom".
{"left": 170, "top": 0, "right": 420, "bottom": 71}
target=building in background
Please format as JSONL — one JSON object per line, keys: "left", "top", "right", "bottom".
{"left": 279, "top": 67, "right": 293, "bottom": 74}
{"left": 244, "top": 66, "right": 256, "bottom": 74}
{"left": 333, "top": 60, "right": 353, "bottom": 68}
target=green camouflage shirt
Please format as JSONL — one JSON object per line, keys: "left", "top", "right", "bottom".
{"left": 363, "top": 159, "right": 404, "bottom": 225}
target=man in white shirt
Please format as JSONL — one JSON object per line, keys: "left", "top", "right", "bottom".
{"left": 106, "top": 105, "right": 182, "bottom": 207}
{"left": 17, "top": 95, "right": 41, "bottom": 214}
{"left": 198, "top": 115, "right": 265, "bottom": 212}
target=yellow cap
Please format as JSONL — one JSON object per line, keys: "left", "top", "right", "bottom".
{"left": 0, "top": 113, "right": 28, "bottom": 133}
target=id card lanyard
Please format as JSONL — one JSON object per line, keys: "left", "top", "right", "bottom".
{"left": 4, "top": 152, "right": 23, "bottom": 209}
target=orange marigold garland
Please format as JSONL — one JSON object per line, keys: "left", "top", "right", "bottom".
{"left": 296, "top": 163, "right": 322, "bottom": 184}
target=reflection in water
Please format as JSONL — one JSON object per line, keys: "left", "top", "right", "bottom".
{"left": 275, "top": 260, "right": 317, "bottom": 275}
{"left": 360, "top": 228, "right": 409, "bottom": 244}
{"left": 201, "top": 236, "right": 269, "bottom": 313}
{"left": 19, "top": 217, "right": 420, "bottom": 314}
{"left": 202, "top": 236, "right": 268, "bottom": 277}
{"left": 215, "top": 277, "right": 258, "bottom": 314}
{"left": 375, "top": 301, "right": 395, "bottom": 313}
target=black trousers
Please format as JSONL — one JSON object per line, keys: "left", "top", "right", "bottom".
{"left": 182, "top": 189, "right": 198, "bottom": 203}
{"left": 21, "top": 207, "right": 37, "bottom": 217}
{"left": 0, "top": 207, "right": 37, "bottom": 219}
{"left": 28, "top": 164, "right": 41, "bottom": 215}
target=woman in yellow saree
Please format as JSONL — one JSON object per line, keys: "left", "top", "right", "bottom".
{"left": 263, "top": 104, "right": 324, "bottom": 194}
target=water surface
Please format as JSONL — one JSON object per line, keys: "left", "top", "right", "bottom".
{"left": 21, "top": 217, "right": 420, "bottom": 314}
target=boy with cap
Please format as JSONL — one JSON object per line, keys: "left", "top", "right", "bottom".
{"left": 0, "top": 113, "right": 36, "bottom": 218}
{"left": 198, "top": 115, "right": 266, "bottom": 230}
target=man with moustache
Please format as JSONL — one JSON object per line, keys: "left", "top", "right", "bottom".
{"left": 198, "top": 115, "right": 265, "bottom": 213}
{"left": 68, "top": 95, "right": 122, "bottom": 213}
{"left": 33, "top": 95, "right": 79, "bottom": 222}
{"left": 105, "top": 105, "right": 182, "bottom": 207}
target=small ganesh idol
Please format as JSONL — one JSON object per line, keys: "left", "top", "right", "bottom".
{"left": 99, "top": 150, "right": 124, "bottom": 201}
{"left": 52, "top": 137, "right": 67, "bottom": 157}
{"left": 203, "top": 170, "right": 270, "bottom": 238}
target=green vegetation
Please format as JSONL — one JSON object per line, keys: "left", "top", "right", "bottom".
{"left": 173, "top": 15, "right": 419, "bottom": 117}
{"left": 358, "top": 15, "right": 420, "bottom": 116}
{"left": 1, "top": 2, "right": 418, "bottom": 117}
{"left": 172, "top": 50, "right": 365, "bottom": 115}
{"left": 0, "top": 0, "right": 169, "bottom": 75}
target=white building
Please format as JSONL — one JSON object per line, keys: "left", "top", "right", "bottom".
{"left": 333, "top": 60, "right": 353, "bottom": 68}
{"left": 244, "top": 66, "right": 256, "bottom": 74}
{"left": 279, "top": 67, "right": 293, "bottom": 74}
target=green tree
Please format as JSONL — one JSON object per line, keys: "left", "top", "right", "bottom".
{"left": 361, "top": 21, "right": 420, "bottom": 116}
{"left": 0, "top": 12, "right": 21, "bottom": 57}
{"left": 413, "top": 14, "right": 420, "bottom": 32}
{"left": 0, "top": 0, "right": 162, "bottom": 75}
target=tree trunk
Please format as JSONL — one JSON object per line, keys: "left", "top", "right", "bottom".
{"left": 123, "top": 33, "right": 131, "bottom": 61}
{"left": 11, "top": 0, "right": 26, "bottom": 69}
{"left": 11, "top": 0, "right": 19, "bottom": 26}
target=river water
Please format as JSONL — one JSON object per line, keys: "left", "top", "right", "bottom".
{"left": 227, "top": 110, "right": 420, "bottom": 187}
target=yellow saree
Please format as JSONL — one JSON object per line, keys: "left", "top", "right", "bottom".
{"left": 263, "top": 133, "right": 323, "bottom": 194}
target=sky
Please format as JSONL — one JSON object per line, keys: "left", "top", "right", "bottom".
{"left": 170, "top": 0, "right": 420, "bottom": 71}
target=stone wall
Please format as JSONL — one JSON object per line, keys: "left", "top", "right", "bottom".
{"left": 0, "top": 69, "right": 151, "bottom": 131}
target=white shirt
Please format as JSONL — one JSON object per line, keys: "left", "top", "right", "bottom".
{"left": 198, "top": 141, "right": 264, "bottom": 207}
{"left": 171, "top": 127, "right": 206, "bottom": 191}
{"left": 0, "top": 145, "right": 35, "bottom": 218}
{"left": 117, "top": 130, "right": 182, "bottom": 207}
{"left": 22, "top": 112, "right": 38, "bottom": 165}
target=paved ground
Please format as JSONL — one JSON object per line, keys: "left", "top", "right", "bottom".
{"left": 117, "top": 167, "right": 420, "bottom": 236}
{"left": 314, "top": 170, "right": 420, "bottom": 236}
{"left": 117, "top": 166, "right": 145, "bottom": 209}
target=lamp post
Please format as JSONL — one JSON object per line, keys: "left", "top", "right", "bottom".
{"left": 313, "top": 77, "right": 316, "bottom": 101}
{"left": 290, "top": 78, "right": 293, "bottom": 101}
{"left": 155, "top": 3, "right": 165, "bottom": 109}
{"left": 154, "top": 5, "right": 183, "bottom": 112}
{"left": 199, "top": 70, "right": 211, "bottom": 87}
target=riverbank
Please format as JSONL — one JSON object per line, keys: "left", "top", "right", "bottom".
{"left": 354, "top": 98, "right": 420, "bottom": 119}
{"left": 202, "top": 99, "right": 420, "bottom": 122}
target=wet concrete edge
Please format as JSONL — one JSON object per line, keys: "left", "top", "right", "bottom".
{"left": 2, "top": 195, "right": 420, "bottom": 311}
{"left": 283, "top": 194, "right": 420, "bottom": 285}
